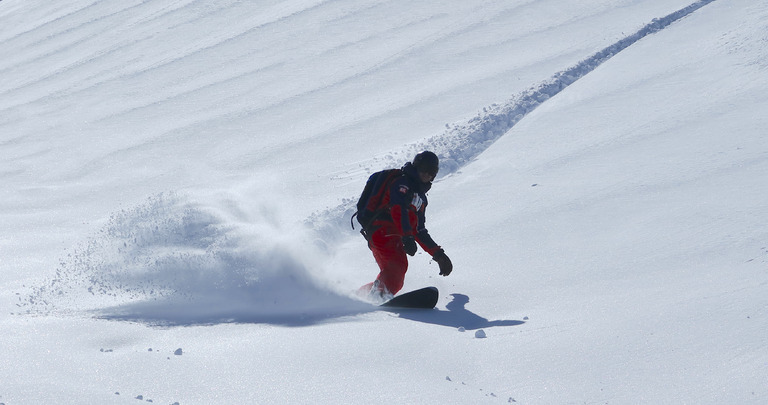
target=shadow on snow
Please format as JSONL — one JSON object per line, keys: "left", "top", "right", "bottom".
{"left": 94, "top": 292, "right": 376, "bottom": 328}
{"left": 386, "top": 293, "right": 525, "bottom": 330}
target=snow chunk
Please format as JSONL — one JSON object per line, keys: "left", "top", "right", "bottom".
{"left": 474, "top": 329, "right": 487, "bottom": 339}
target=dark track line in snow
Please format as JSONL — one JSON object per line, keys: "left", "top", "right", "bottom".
{"left": 382, "top": 0, "right": 719, "bottom": 176}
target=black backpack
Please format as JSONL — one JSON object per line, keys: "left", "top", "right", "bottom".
{"left": 351, "top": 168, "right": 402, "bottom": 237}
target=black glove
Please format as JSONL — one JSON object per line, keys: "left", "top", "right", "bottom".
{"left": 402, "top": 236, "right": 417, "bottom": 256}
{"left": 433, "top": 250, "right": 453, "bottom": 276}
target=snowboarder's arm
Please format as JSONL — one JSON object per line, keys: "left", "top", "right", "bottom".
{"left": 415, "top": 208, "right": 451, "bottom": 276}
{"left": 414, "top": 211, "right": 441, "bottom": 256}
{"left": 416, "top": 217, "right": 452, "bottom": 276}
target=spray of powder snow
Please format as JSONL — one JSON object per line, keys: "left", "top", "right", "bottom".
{"left": 21, "top": 191, "right": 371, "bottom": 326}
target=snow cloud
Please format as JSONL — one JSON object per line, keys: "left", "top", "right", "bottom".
{"left": 21, "top": 191, "right": 370, "bottom": 326}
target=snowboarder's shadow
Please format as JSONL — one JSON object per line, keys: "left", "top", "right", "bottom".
{"left": 390, "top": 293, "right": 525, "bottom": 330}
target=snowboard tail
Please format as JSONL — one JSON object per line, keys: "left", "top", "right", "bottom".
{"left": 380, "top": 286, "right": 438, "bottom": 309}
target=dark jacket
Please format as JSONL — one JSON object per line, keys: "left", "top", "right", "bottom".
{"left": 383, "top": 162, "right": 442, "bottom": 256}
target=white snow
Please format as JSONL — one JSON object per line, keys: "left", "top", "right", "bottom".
{"left": 2, "top": 0, "right": 767, "bottom": 403}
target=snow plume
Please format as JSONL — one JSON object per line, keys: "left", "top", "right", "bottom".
{"left": 22, "top": 191, "right": 369, "bottom": 326}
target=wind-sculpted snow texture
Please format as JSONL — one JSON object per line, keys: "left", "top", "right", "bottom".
{"left": 374, "top": 0, "right": 720, "bottom": 174}
{"left": 310, "top": 0, "right": 720, "bottom": 237}
{"left": 17, "top": 0, "right": 719, "bottom": 326}
{"left": 5, "top": 0, "right": 768, "bottom": 403}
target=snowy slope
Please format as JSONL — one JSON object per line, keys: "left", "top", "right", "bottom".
{"left": 2, "top": 0, "right": 767, "bottom": 404}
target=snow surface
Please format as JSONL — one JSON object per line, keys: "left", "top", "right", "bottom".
{"left": 2, "top": 0, "right": 767, "bottom": 403}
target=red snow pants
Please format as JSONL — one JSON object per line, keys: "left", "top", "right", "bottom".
{"left": 368, "top": 224, "right": 408, "bottom": 295}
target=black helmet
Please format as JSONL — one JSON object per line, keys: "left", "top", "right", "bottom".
{"left": 413, "top": 151, "right": 439, "bottom": 176}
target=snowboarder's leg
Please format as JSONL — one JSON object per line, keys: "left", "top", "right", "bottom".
{"left": 358, "top": 281, "right": 375, "bottom": 295}
{"left": 370, "top": 229, "right": 408, "bottom": 295}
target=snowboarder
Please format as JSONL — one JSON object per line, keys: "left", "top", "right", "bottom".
{"left": 357, "top": 151, "right": 453, "bottom": 300}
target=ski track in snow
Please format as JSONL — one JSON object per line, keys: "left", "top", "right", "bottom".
{"left": 308, "top": 0, "right": 719, "bottom": 235}
{"left": 18, "top": 0, "right": 720, "bottom": 326}
{"left": 368, "top": 0, "right": 719, "bottom": 174}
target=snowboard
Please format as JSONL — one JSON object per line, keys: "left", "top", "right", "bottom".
{"left": 380, "top": 286, "right": 439, "bottom": 309}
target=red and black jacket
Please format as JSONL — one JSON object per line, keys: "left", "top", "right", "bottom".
{"left": 379, "top": 162, "right": 442, "bottom": 256}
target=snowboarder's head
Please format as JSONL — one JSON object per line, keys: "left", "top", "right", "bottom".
{"left": 413, "top": 151, "right": 439, "bottom": 183}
